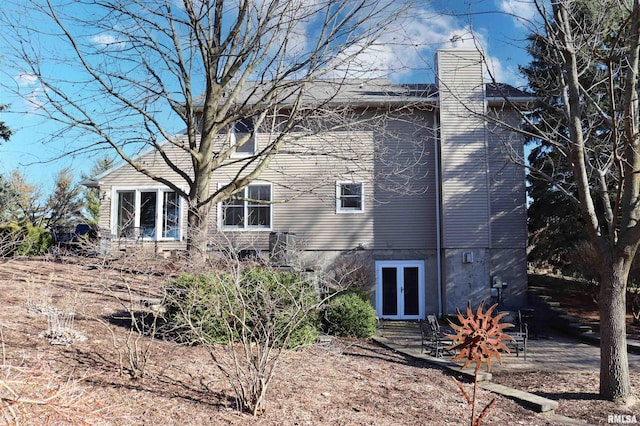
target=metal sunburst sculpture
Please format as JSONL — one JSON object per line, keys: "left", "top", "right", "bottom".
{"left": 446, "top": 301, "right": 514, "bottom": 426}
{"left": 446, "top": 301, "right": 514, "bottom": 374}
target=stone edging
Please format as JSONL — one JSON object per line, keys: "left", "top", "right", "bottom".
{"left": 371, "top": 335, "right": 562, "bottom": 416}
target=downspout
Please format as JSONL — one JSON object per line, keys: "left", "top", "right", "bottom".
{"left": 434, "top": 112, "right": 444, "bottom": 318}
{"left": 481, "top": 69, "right": 493, "bottom": 297}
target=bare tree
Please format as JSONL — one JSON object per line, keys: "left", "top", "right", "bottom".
{"left": 475, "top": 0, "right": 639, "bottom": 402}
{"left": 1, "top": 0, "right": 412, "bottom": 262}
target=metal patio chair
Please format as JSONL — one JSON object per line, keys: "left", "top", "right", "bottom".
{"left": 501, "top": 310, "right": 529, "bottom": 360}
{"left": 420, "top": 314, "right": 453, "bottom": 357}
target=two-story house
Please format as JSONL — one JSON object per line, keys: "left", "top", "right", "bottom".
{"left": 84, "top": 47, "right": 530, "bottom": 317}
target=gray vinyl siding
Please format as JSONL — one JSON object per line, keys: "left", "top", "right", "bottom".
{"left": 208, "top": 130, "right": 375, "bottom": 251}
{"left": 96, "top": 129, "right": 376, "bottom": 252}
{"left": 94, "top": 57, "right": 526, "bottom": 258}
{"left": 372, "top": 110, "right": 437, "bottom": 249}
{"left": 488, "top": 111, "right": 527, "bottom": 248}
{"left": 437, "top": 49, "right": 490, "bottom": 248}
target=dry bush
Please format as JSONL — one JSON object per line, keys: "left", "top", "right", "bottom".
{"left": 325, "top": 251, "right": 374, "bottom": 294}
{"left": 21, "top": 272, "right": 86, "bottom": 346}
{"left": 90, "top": 250, "right": 167, "bottom": 380}
{"left": 0, "top": 226, "right": 26, "bottom": 259}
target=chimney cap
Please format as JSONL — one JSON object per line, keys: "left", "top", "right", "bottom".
{"left": 450, "top": 34, "right": 463, "bottom": 48}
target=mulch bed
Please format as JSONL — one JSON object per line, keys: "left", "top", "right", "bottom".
{"left": 0, "top": 257, "right": 637, "bottom": 425}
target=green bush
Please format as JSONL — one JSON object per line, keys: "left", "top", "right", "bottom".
{"left": 17, "top": 226, "right": 53, "bottom": 256}
{"left": 164, "top": 272, "right": 235, "bottom": 344}
{"left": 323, "top": 291, "right": 377, "bottom": 338}
{"left": 0, "top": 225, "right": 52, "bottom": 257}
{"left": 240, "top": 268, "right": 320, "bottom": 349}
{"left": 164, "top": 268, "right": 320, "bottom": 349}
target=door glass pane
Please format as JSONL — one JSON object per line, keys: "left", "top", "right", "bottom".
{"left": 382, "top": 267, "right": 397, "bottom": 316}
{"left": 140, "top": 192, "right": 157, "bottom": 238}
{"left": 116, "top": 191, "right": 135, "bottom": 236}
{"left": 162, "top": 192, "right": 180, "bottom": 238}
{"left": 403, "top": 267, "right": 419, "bottom": 316}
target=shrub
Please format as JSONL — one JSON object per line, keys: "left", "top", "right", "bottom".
{"left": 240, "top": 268, "right": 320, "bottom": 349}
{"left": 164, "top": 272, "right": 236, "bottom": 344}
{"left": 0, "top": 225, "right": 52, "bottom": 256}
{"left": 0, "top": 224, "right": 25, "bottom": 256}
{"left": 323, "top": 291, "right": 377, "bottom": 338}
{"left": 17, "top": 226, "right": 53, "bottom": 256}
{"left": 164, "top": 268, "right": 320, "bottom": 349}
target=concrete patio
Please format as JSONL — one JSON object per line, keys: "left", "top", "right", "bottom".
{"left": 374, "top": 320, "right": 640, "bottom": 374}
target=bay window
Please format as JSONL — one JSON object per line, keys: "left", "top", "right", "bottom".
{"left": 113, "top": 188, "right": 182, "bottom": 240}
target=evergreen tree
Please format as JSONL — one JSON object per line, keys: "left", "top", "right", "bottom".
{"left": 0, "top": 175, "right": 18, "bottom": 223}
{"left": 0, "top": 104, "right": 11, "bottom": 143}
{"left": 45, "top": 168, "right": 85, "bottom": 229}
{"left": 6, "top": 170, "right": 44, "bottom": 227}
{"left": 81, "top": 156, "right": 115, "bottom": 224}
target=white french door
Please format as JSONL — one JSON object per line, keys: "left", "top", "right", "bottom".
{"left": 375, "top": 260, "right": 425, "bottom": 320}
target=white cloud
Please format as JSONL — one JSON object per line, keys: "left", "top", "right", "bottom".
{"left": 16, "top": 73, "right": 38, "bottom": 87}
{"left": 324, "top": 7, "right": 521, "bottom": 83}
{"left": 498, "top": 0, "right": 537, "bottom": 28}
{"left": 325, "top": 8, "right": 464, "bottom": 79}
{"left": 90, "top": 33, "right": 125, "bottom": 49}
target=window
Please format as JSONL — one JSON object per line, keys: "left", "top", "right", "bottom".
{"left": 116, "top": 191, "right": 135, "bottom": 235}
{"left": 336, "top": 182, "right": 364, "bottom": 213}
{"left": 231, "top": 117, "right": 256, "bottom": 156}
{"left": 113, "top": 188, "right": 182, "bottom": 240}
{"left": 163, "top": 191, "right": 180, "bottom": 238}
{"left": 220, "top": 183, "right": 272, "bottom": 230}
{"left": 140, "top": 191, "right": 157, "bottom": 238}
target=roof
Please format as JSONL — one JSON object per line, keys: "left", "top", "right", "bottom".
{"left": 192, "top": 79, "right": 532, "bottom": 109}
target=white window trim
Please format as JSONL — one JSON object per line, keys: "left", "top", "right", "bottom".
{"left": 110, "top": 186, "right": 183, "bottom": 241}
{"left": 217, "top": 182, "right": 273, "bottom": 231}
{"left": 336, "top": 181, "right": 365, "bottom": 214}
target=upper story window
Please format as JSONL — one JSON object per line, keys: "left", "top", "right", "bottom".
{"left": 114, "top": 188, "right": 181, "bottom": 240}
{"left": 231, "top": 117, "right": 256, "bottom": 157}
{"left": 220, "top": 183, "right": 272, "bottom": 230}
{"left": 336, "top": 182, "right": 364, "bottom": 213}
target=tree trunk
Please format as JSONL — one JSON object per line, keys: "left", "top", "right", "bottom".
{"left": 186, "top": 202, "right": 211, "bottom": 270}
{"left": 599, "top": 257, "right": 633, "bottom": 402}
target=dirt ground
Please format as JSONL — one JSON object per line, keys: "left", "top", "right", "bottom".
{"left": 0, "top": 256, "right": 638, "bottom": 425}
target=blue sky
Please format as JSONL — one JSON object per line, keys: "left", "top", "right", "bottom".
{"left": 0, "top": 0, "right": 536, "bottom": 193}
